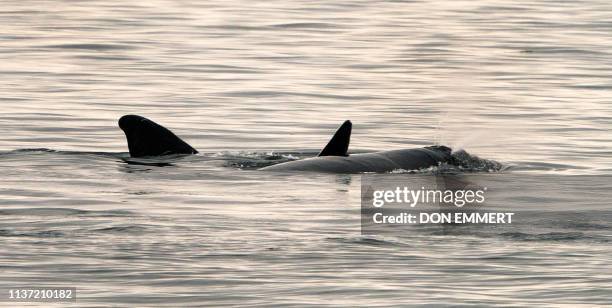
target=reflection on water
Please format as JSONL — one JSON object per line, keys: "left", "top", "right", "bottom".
{"left": 1, "top": 0, "right": 611, "bottom": 306}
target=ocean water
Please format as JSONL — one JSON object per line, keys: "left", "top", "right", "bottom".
{"left": 1, "top": 0, "right": 611, "bottom": 306}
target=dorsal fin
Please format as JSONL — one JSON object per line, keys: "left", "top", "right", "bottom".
{"left": 318, "top": 120, "right": 351, "bottom": 157}
{"left": 118, "top": 115, "right": 198, "bottom": 157}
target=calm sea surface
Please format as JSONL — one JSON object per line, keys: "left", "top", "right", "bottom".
{"left": 1, "top": 0, "right": 611, "bottom": 306}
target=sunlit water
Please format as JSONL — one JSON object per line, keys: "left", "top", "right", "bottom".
{"left": 1, "top": 0, "right": 611, "bottom": 306}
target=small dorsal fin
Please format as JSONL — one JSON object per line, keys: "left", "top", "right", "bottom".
{"left": 318, "top": 120, "right": 351, "bottom": 157}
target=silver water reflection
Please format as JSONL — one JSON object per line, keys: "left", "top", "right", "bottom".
{"left": 1, "top": 0, "right": 611, "bottom": 306}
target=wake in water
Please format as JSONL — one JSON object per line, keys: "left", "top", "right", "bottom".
{"left": 446, "top": 149, "right": 505, "bottom": 172}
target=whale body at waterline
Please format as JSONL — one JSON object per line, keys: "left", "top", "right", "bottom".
{"left": 117, "top": 115, "right": 453, "bottom": 173}
{"left": 259, "top": 120, "right": 452, "bottom": 173}
{"left": 259, "top": 146, "right": 452, "bottom": 173}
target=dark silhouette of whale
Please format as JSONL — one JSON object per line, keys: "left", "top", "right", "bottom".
{"left": 119, "top": 115, "right": 197, "bottom": 157}
{"left": 118, "top": 115, "right": 452, "bottom": 173}
{"left": 259, "top": 120, "right": 452, "bottom": 173}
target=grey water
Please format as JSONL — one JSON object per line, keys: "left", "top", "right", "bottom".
{"left": 1, "top": 0, "right": 611, "bottom": 306}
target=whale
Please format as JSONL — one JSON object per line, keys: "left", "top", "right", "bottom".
{"left": 259, "top": 120, "right": 453, "bottom": 173}
{"left": 117, "top": 115, "right": 452, "bottom": 173}
{"left": 119, "top": 115, "right": 197, "bottom": 157}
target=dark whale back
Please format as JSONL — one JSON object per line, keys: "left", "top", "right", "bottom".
{"left": 260, "top": 120, "right": 453, "bottom": 173}
{"left": 260, "top": 146, "right": 453, "bottom": 173}
{"left": 118, "top": 115, "right": 198, "bottom": 157}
